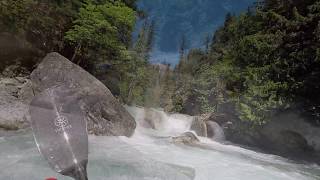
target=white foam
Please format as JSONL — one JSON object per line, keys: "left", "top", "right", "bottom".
{"left": 0, "top": 107, "right": 319, "bottom": 180}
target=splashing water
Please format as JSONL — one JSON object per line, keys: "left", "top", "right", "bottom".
{"left": 206, "top": 121, "right": 225, "bottom": 142}
{"left": 0, "top": 106, "right": 320, "bottom": 180}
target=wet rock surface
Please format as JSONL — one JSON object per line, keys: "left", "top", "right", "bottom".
{"left": 258, "top": 112, "right": 320, "bottom": 162}
{"left": 190, "top": 116, "right": 207, "bottom": 137}
{"left": 142, "top": 108, "right": 164, "bottom": 129}
{"left": 171, "top": 132, "right": 200, "bottom": 145}
{"left": 206, "top": 121, "right": 225, "bottom": 142}
{"left": 30, "top": 52, "right": 136, "bottom": 137}
{"left": 213, "top": 105, "right": 320, "bottom": 163}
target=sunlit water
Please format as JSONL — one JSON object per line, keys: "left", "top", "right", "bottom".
{"left": 0, "top": 106, "right": 320, "bottom": 180}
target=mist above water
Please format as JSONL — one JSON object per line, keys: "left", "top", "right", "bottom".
{"left": 0, "top": 106, "right": 319, "bottom": 180}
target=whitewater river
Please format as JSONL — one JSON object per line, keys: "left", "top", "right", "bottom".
{"left": 0, "top": 106, "right": 320, "bottom": 180}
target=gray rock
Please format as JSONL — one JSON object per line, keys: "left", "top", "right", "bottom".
{"left": 206, "top": 121, "right": 225, "bottom": 142}
{"left": 30, "top": 52, "right": 136, "bottom": 137}
{"left": 202, "top": 112, "right": 234, "bottom": 129}
{"left": 0, "top": 77, "right": 33, "bottom": 131}
{"left": 172, "top": 132, "right": 200, "bottom": 145}
{"left": 261, "top": 112, "right": 320, "bottom": 153}
{"left": 142, "top": 108, "right": 165, "bottom": 129}
{"left": 190, "top": 116, "right": 207, "bottom": 137}
{"left": 216, "top": 107, "right": 320, "bottom": 162}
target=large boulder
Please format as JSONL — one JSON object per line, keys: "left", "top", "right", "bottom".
{"left": 260, "top": 112, "right": 320, "bottom": 156}
{"left": 30, "top": 52, "right": 136, "bottom": 137}
{"left": 214, "top": 105, "right": 320, "bottom": 162}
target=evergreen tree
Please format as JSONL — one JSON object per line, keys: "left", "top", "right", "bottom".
{"left": 179, "top": 34, "right": 188, "bottom": 60}
{"left": 172, "top": 0, "right": 320, "bottom": 126}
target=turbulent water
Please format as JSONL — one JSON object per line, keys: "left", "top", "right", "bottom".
{"left": 0, "top": 106, "right": 320, "bottom": 180}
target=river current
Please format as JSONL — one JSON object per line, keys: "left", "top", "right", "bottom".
{"left": 0, "top": 106, "right": 319, "bottom": 180}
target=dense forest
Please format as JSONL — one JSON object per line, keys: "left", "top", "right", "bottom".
{"left": 157, "top": 0, "right": 320, "bottom": 130}
{"left": 0, "top": 0, "right": 157, "bottom": 106}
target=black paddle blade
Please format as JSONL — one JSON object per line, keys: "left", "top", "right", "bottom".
{"left": 29, "top": 85, "right": 88, "bottom": 180}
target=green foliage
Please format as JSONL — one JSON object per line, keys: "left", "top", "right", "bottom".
{"left": 0, "top": 0, "right": 154, "bottom": 107}
{"left": 171, "top": 94, "right": 184, "bottom": 112}
{"left": 172, "top": 0, "right": 320, "bottom": 126}
{"left": 134, "top": 20, "right": 155, "bottom": 60}
{"left": 65, "top": 0, "right": 135, "bottom": 64}
{"left": 0, "top": 0, "right": 77, "bottom": 52}
{"left": 0, "top": 0, "right": 33, "bottom": 32}
{"left": 117, "top": 18, "right": 156, "bottom": 106}
{"left": 117, "top": 50, "right": 150, "bottom": 105}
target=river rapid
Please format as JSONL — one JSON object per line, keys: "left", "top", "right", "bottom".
{"left": 0, "top": 106, "right": 319, "bottom": 180}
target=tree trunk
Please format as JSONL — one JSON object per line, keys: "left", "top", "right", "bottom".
{"left": 71, "top": 43, "right": 81, "bottom": 64}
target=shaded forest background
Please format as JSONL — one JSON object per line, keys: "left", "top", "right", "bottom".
{"left": 0, "top": 0, "right": 155, "bottom": 106}
{"left": 1, "top": 0, "right": 320, "bottom": 130}
{"left": 163, "top": 0, "right": 320, "bottom": 128}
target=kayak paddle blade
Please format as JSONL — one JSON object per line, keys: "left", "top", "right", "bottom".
{"left": 29, "top": 85, "right": 89, "bottom": 180}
